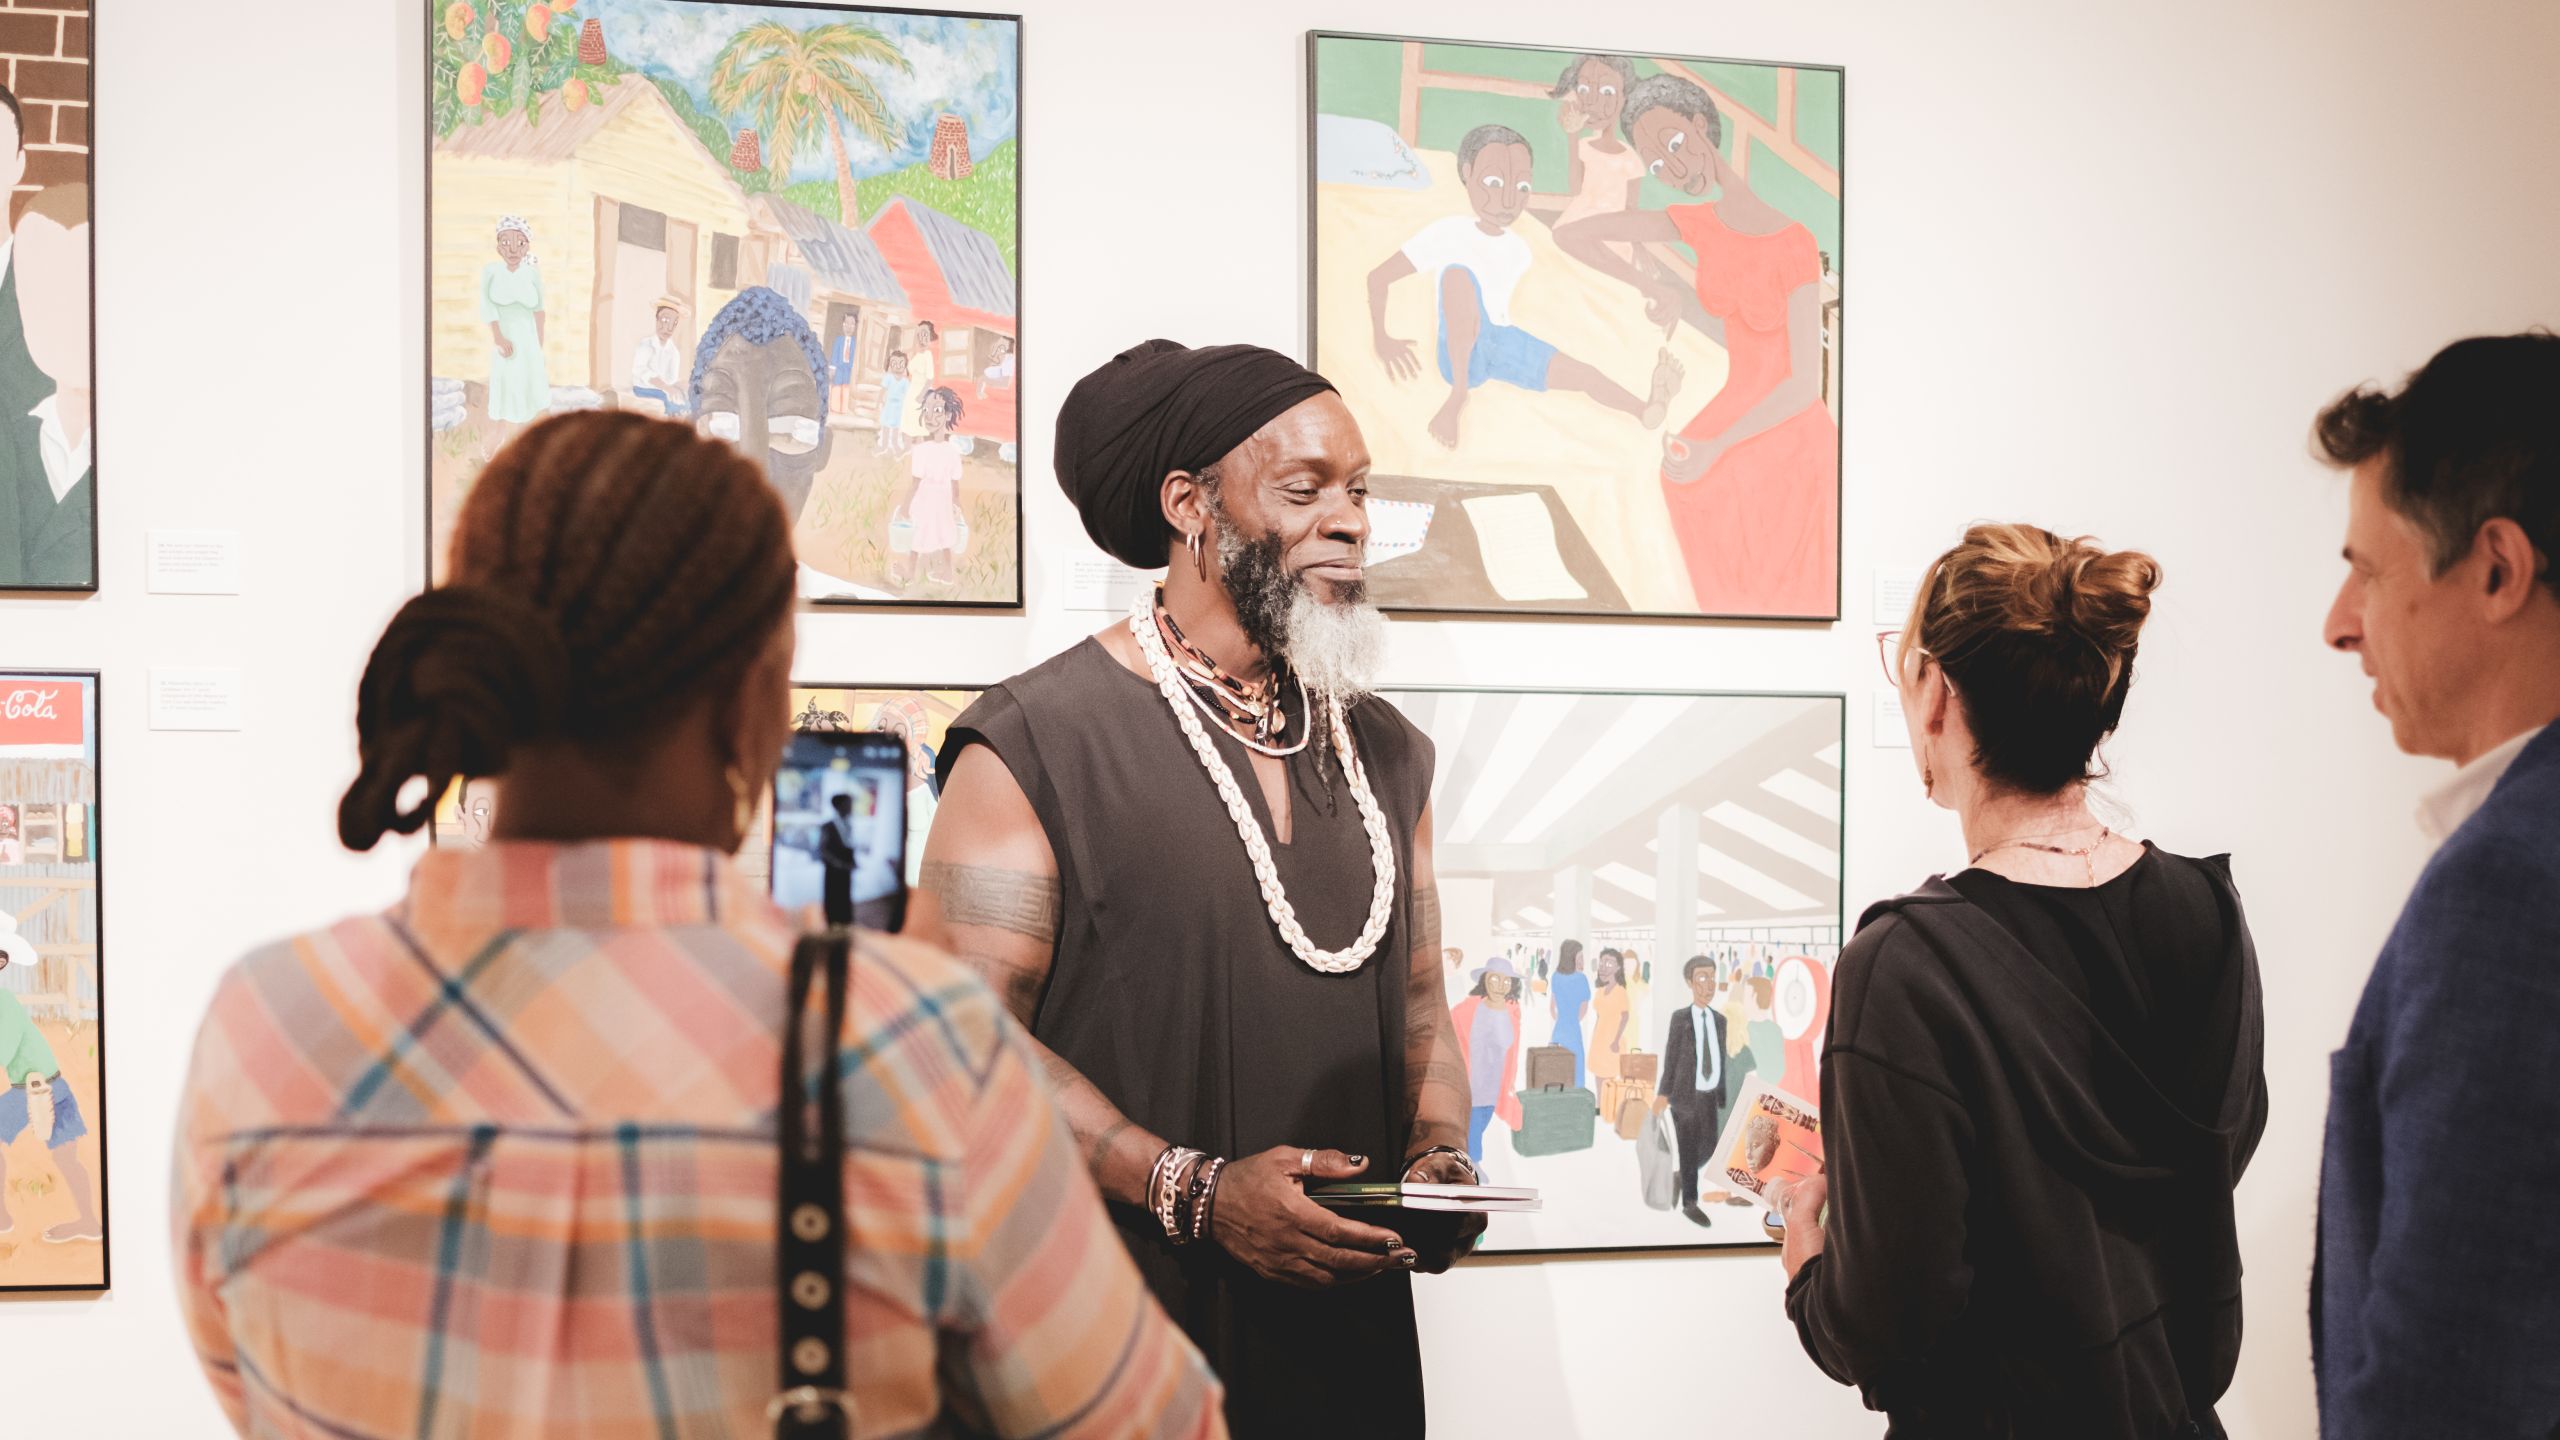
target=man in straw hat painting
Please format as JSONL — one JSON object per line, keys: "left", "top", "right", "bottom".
{"left": 629, "top": 296, "right": 688, "bottom": 418}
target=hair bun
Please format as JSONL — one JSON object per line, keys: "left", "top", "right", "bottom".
{"left": 2055, "top": 542, "right": 2162, "bottom": 660}
{"left": 338, "top": 586, "right": 573, "bottom": 851}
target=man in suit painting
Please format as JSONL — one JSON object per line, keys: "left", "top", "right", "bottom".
{"left": 0, "top": 86, "right": 47, "bottom": 407}
{"left": 1652, "top": 954, "right": 1727, "bottom": 1229}
{"left": 817, "top": 790, "right": 859, "bottom": 927}
{"left": 0, "top": 183, "right": 88, "bottom": 588}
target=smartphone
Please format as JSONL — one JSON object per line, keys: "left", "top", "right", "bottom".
{"left": 771, "top": 730, "right": 910, "bottom": 932}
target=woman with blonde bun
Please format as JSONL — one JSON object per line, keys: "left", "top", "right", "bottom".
{"left": 1778, "top": 524, "right": 2268, "bottom": 1439}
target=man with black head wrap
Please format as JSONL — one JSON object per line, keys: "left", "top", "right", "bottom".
{"left": 907, "top": 340, "right": 1479, "bottom": 1436}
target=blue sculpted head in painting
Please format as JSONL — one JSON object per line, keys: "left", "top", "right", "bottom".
{"left": 690, "top": 286, "right": 835, "bottom": 522}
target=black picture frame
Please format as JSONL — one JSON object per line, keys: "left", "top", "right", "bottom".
{"left": 1305, "top": 30, "right": 1846, "bottom": 625}
{"left": 0, "top": 21, "right": 99, "bottom": 597}
{"left": 0, "top": 667, "right": 109, "bottom": 1292}
{"left": 422, "top": 0, "right": 1027, "bottom": 612}
{"left": 1375, "top": 682, "right": 1847, "bottom": 1259}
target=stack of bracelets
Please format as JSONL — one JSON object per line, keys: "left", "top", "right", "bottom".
{"left": 1146, "top": 1145, "right": 1229, "bottom": 1246}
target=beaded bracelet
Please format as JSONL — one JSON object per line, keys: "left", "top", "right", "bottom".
{"left": 1184, "top": 1156, "right": 1228, "bottom": 1245}
{"left": 1187, "top": 1147, "right": 1228, "bottom": 1240}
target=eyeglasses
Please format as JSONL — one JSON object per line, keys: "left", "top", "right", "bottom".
{"left": 1876, "top": 630, "right": 1927, "bottom": 686}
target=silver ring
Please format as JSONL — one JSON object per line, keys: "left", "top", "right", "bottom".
{"left": 1301, "top": 1148, "right": 1316, "bottom": 1175}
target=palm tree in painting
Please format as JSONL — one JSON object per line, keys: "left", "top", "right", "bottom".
{"left": 708, "top": 21, "right": 912, "bottom": 227}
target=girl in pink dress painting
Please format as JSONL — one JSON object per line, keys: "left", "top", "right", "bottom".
{"left": 1556, "top": 73, "right": 1839, "bottom": 618}
{"left": 889, "top": 385, "right": 965, "bottom": 590}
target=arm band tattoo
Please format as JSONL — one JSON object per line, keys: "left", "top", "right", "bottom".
{"left": 923, "top": 861, "right": 1063, "bottom": 940}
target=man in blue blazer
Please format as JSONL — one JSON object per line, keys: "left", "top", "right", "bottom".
{"left": 2313, "top": 331, "right": 2560, "bottom": 1437}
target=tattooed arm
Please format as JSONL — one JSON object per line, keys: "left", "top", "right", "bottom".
{"left": 1403, "top": 806, "right": 1470, "bottom": 1160}
{"left": 1401, "top": 804, "right": 1486, "bottom": 1268}
{"left": 906, "top": 747, "right": 1163, "bottom": 1208}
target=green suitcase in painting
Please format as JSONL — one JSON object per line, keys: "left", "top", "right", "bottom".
{"left": 1513, "top": 1085, "right": 1597, "bottom": 1156}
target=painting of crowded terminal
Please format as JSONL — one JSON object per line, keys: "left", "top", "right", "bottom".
{"left": 429, "top": 1, "right": 1021, "bottom": 605}
{"left": 0, "top": 671, "right": 107, "bottom": 1289}
{"left": 1311, "top": 34, "right": 1841, "bottom": 621}
{"left": 1383, "top": 685, "right": 1843, "bottom": 1253}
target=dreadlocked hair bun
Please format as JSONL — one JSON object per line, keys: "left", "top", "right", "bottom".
{"left": 339, "top": 409, "right": 796, "bottom": 851}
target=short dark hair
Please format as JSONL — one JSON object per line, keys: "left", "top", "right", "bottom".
{"left": 0, "top": 84, "right": 20, "bottom": 153}
{"left": 1551, "top": 53, "right": 1636, "bottom": 100}
{"left": 1621, "top": 73, "right": 1723, "bottom": 151}
{"left": 2315, "top": 331, "right": 2560, "bottom": 594}
{"left": 831, "top": 792, "right": 854, "bottom": 811}
{"left": 1682, "top": 955, "right": 1714, "bottom": 983}
{"left": 1457, "top": 123, "right": 1529, "bottom": 173}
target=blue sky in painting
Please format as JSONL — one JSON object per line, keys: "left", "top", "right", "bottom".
{"left": 593, "top": 1, "right": 1018, "bottom": 182}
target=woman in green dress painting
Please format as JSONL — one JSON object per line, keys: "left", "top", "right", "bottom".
{"left": 480, "top": 215, "right": 549, "bottom": 429}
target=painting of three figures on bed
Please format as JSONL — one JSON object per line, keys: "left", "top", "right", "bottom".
{"left": 1312, "top": 32, "right": 1842, "bottom": 621}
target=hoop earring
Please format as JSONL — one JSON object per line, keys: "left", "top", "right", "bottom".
{"left": 1189, "top": 528, "right": 1208, "bottom": 581}
{"left": 725, "top": 765, "right": 757, "bottom": 847}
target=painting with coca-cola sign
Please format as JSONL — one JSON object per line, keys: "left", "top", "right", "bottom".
{"left": 0, "top": 670, "right": 105, "bottom": 1290}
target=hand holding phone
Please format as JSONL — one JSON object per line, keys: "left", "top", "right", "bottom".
{"left": 772, "top": 730, "right": 911, "bottom": 931}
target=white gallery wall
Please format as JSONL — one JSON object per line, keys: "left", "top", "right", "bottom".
{"left": 6, "top": 0, "right": 2558, "bottom": 1433}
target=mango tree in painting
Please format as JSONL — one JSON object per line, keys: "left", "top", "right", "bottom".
{"left": 433, "top": 0, "right": 622, "bottom": 136}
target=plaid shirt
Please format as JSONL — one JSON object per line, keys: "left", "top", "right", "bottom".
{"left": 174, "top": 841, "right": 1222, "bottom": 1439}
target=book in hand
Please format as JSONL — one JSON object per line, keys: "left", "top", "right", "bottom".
{"left": 1307, "top": 1181, "right": 1541, "bottom": 1214}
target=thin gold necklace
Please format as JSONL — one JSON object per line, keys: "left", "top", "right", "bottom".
{"left": 1970, "top": 825, "right": 2113, "bottom": 885}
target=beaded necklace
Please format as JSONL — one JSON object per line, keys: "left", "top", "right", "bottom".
{"left": 1130, "top": 591, "right": 1395, "bottom": 974}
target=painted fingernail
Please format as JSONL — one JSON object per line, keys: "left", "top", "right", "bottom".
{"left": 1396, "top": 1251, "right": 1418, "bottom": 1267}
{"left": 1349, "top": 1154, "right": 1369, "bottom": 1167}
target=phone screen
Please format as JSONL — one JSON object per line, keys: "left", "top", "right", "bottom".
{"left": 771, "top": 730, "right": 910, "bottom": 932}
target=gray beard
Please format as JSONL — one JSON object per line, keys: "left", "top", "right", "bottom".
{"left": 1217, "top": 523, "right": 1386, "bottom": 708}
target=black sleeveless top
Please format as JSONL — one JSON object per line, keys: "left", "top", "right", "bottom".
{"left": 941, "top": 637, "right": 1434, "bottom": 1438}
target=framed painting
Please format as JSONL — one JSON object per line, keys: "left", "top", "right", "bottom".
{"left": 428, "top": 2, "right": 1023, "bottom": 606}
{"left": 1381, "top": 685, "right": 1844, "bottom": 1253}
{"left": 0, "top": 670, "right": 107, "bottom": 1289}
{"left": 1311, "top": 33, "right": 1842, "bottom": 621}
{"left": 0, "top": 17, "right": 94, "bottom": 592}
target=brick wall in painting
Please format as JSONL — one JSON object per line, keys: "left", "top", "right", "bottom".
{"left": 0, "top": 0, "right": 87, "bottom": 223}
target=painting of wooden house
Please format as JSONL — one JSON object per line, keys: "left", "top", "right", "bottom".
{"left": 751, "top": 195, "right": 911, "bottom": 430}
{"left": 867, "top": 195, "right": 1018, "bottom": 445}
{"left": 431, "top": 75, "right": 773, "bottom": 413}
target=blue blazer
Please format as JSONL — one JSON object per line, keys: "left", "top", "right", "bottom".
{"left": 2316, "top": 723, "right": 2560, "bottom": 1436}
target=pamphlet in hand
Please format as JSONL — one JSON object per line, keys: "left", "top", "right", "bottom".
{"left": 1710, "top": 1075, "right": 1824, "bottom": 1210}
{"left": 1307, "top": 1181, "right": 1542, "bottom": 1214}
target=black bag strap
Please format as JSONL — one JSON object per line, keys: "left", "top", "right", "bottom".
{"left": 771, "top": 932, "right": 855, "bottom": 1439}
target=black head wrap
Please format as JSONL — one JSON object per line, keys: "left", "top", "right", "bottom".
{"left": 1055, "top": 339, "right": 1338, "bottom": 567}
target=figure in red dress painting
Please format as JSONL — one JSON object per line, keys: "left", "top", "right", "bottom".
{"left": 1557, "top": 73, "right": 1839, "bottom": 618}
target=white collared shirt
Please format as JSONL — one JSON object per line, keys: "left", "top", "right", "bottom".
{"left": 30, "top": 394, "right": 91, "bottom": 504}
{"left": 1692, "top": 1003, "right": 1722, "bottom": 1093}
{"left": 631, "top": 335, "right": 684, "bottom": 392}
{"left": 2418, "top": 723, "right": 2548, "bottom": 842}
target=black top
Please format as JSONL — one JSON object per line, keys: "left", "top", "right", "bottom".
{"left": 941, "top": 638, "right": 1434, "bottom": 1440}
{"left": 1787, "top": 846, "right": 2269, "bottom": 1439}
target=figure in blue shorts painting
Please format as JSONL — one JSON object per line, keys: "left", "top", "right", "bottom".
{"left": 0, "top": 911, "right": 101, "bottom": 1245}
{"left": 1366, "top": 123, "right": 1680, "bottom": 449}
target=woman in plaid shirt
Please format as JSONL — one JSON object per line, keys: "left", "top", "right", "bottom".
{"left": 172, "top": 411, "right": 1221, "bottom": 1439}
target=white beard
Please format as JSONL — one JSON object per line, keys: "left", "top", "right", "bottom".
{"left": 1282, "top": 585, "right": 1386, "bottom": 708}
